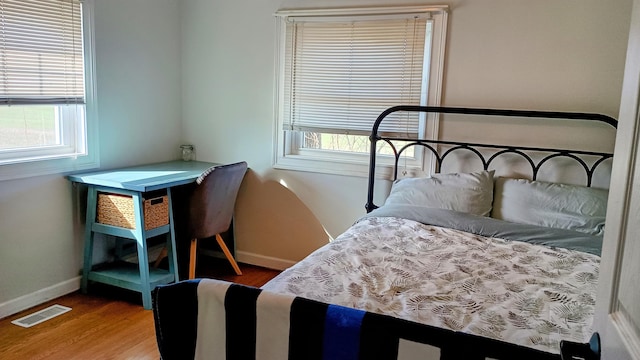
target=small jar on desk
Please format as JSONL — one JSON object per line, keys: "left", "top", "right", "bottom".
{"left": 180, "top": 145, "right": 194, "bottom": 161}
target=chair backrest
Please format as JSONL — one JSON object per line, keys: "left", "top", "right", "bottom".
{"left": 189, "top": 161, "right": 248, "bottom": 239}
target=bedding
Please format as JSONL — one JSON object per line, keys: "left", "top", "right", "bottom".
{"left": 384, "top": 170, "right": 495, "bottom": 216}
{"left": 153, "top": 278, "right": 559, "bottom": 360}
{"left": 491, "top": 177, "right": 609, "bottom": 236}
{"left": 363, "top": 205, "right": 603, "bottom": 256}
{"left": 262, "top": 206, "right": 601, "bottom": 355}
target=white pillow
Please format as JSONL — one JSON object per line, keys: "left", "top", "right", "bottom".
{"left": 491, "top": 177, "right": 608, "bottom": 235}
{"left": 384, "top": 170, "right": 495, "bottom": 216}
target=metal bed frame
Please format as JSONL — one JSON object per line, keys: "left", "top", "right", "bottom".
{"left": 366, "top": 106, "right": 618, "bottom": 213}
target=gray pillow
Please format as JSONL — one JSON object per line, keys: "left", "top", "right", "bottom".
{"left": 384, "top": 170, "right": 495, "bottom": 216}
{"left": 491, "top": 177, "right": 608, "bottom": 236}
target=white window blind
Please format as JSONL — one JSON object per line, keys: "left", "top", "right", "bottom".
{"left": 0, "top": 0, "right": 85, "bottom": 105}
{"left": 282, "top": 15, "right": 428, "bottom": 136}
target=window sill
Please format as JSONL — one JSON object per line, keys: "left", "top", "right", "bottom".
{"left": 0, "top": 154, "right": 99, "bottom": 182}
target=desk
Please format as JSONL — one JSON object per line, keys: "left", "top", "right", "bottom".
{"left": 68, "top": 160, "right": 217, "bottom": 309}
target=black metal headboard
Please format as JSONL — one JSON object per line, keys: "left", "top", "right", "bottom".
{"left": 366, "top": 106, "right": 618, "bottom": 213}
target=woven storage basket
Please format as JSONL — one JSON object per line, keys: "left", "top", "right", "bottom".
{"left": 97, "top": 193, "right": 169, "bottom": 230}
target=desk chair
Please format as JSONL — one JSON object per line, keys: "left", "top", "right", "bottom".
{"left": 188, "top": 161, "right": 247, "bottom": 278}
{"left": 154, "top": 161, "right": 247, "bottom": 278}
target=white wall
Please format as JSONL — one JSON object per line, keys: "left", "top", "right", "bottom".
{"left": 95, "top": 0, "right": 182, "bottom": 169}
{"left": 0, "top": 0, "right": 182, "bottom": 313}
{"left": 180, "top": 0, "right": 633, "bottom": 266}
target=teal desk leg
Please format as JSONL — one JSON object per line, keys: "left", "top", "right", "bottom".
{"left": 166, "top": 188, "right": 179, "bottom": 281}
{"left": 132, "top": 192, "right": 152, "bottom": 309}
{"left": 81, "top": 186, "right": 97, "bottom": 294}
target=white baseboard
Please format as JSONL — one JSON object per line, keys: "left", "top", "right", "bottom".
{"left": 236, "top": 251, "right": 297, "bottom": 271}
{"left": 0, "top": 276, "right": 81, "bottom": 320}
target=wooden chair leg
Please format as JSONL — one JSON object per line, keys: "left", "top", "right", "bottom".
{"left": 215, "top": 233, "right": 242, "bottom": 275}
{"left": 189, "top": 238, "right": 198, "bottom": 279}
{"left": 153, "top": 246, "right": 168, "bottom": 268}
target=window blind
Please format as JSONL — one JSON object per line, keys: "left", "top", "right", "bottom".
{"left": 282, "top": 15, "right": 428, "bottom": 136}
{"left": 0, "top": 0, "right": 84, "bottom": 105}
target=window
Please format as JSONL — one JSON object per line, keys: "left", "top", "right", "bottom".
{"left": 274, "top": 6, "right": 448, "bottom": 178}
{"left": 0, "top": 0, "right": 97, "bottom": 181}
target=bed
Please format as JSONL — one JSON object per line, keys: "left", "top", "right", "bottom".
{"left": 152, "top": 106, "right": 616, "bottom": 360}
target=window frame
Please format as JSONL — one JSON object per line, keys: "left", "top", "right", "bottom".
{"left": 0, "top": 0, "right": 99, "bottom": 181}
{"left": 0, "top": 105, "right": 86, "bottom": 164}
{"left": 273, "top": 5, "right": 448, "bottom": 179}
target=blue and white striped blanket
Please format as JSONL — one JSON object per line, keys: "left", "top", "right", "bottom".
{"left": 152, "top": 279, "right": 559, "bottom": 360}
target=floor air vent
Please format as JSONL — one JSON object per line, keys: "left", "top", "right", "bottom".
{"left": 11, "top": 304, "right": 72, "bottom": 328}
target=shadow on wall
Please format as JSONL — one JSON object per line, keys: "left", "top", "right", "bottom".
{"left": 234, "top": 169, "right": 331, "bottom": 265}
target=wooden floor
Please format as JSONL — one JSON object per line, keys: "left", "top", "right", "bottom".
{"left": 0, "top": 258, "right": 281, "bottom": 360}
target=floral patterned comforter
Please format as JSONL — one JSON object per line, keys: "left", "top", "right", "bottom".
{"left": 262, "top": 216, "right": 599, "bottom": 354}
